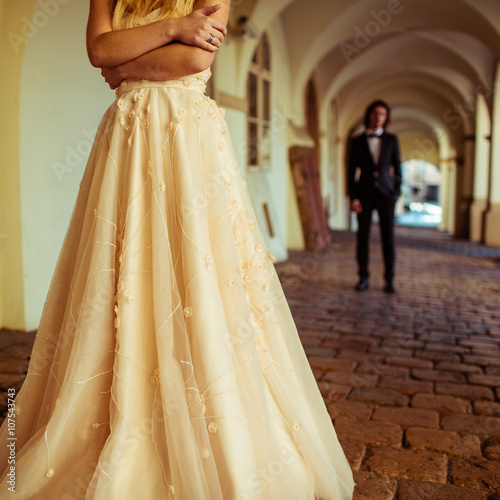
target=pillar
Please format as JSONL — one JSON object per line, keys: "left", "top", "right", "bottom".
{"left": 454, "top": 137, "right": 475, "bottom": 238}
{"left": 0, "top": 1, "right": 39, "bottom": 329}
{"left": 469, "top": 94, "right": 491, "bottom": 242}
{"left": 484, "top": 62, "right": 500, "bottom": 246}
{"left": 438, "top": 139, "right": 452, "bottom": 233}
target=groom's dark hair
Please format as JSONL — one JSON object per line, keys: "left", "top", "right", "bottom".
{"left": 363, "top": 99, "right": 391, "bottom": 129}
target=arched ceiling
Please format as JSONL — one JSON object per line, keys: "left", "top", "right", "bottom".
{"left": 232, "top": 0, "right": 500, "bottom": 156}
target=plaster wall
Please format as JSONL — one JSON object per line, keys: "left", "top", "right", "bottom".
{"left": 19, "top": 1, "right": 116, "bottom": 329}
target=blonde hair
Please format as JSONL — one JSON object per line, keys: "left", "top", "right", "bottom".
{"left": 112, "top": 0, "right": 196, "bottom": 29}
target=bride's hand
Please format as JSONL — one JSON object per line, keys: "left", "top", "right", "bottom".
{"left": 101, "top": 66, "right": 124, "bottom": 90}
{"left": 173, "top": 5, "right": 227, "bottom": 52}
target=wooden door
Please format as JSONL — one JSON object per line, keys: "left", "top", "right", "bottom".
{"left": 289, "top": 146, "right": 331, "bottom": 250}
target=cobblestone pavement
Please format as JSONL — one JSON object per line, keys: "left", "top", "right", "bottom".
{"left": 277, "top": 227, "right": 500, "bottom": 499}
{"left": 0, "top": 226, "right": 499, "bottom": 498}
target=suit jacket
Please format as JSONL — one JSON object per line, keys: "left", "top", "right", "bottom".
{"left": 348, "top": 131, "right": 402, "bottom": 202}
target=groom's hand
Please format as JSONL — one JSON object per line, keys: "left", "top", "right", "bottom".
{"left": 350, "top": 199, "right": 363, "bottom": 213}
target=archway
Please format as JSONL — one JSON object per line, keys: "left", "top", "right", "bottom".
{"left": 398, "top": 159, "right": 443, "bottom": 227}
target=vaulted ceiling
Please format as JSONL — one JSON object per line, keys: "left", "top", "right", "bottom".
{"left": 231, "top": 0, "right": 500, "bottom": 160}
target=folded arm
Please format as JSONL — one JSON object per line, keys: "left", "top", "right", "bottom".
{"left": 101, "top": 0, "right": 230, "bottom": 88}
{"left": 86, "top": 0, "right": 228, "bottom": 68}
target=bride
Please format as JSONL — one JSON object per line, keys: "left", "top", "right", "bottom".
{"left": 0, "top": 1, "right": 354, "bottom": 498}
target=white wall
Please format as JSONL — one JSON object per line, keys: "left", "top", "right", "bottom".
{"left": 262, "top": 17, "right": 294, "bottom": 256}
{"left": 20, "top": 1, "right": 114, "bottom": 329}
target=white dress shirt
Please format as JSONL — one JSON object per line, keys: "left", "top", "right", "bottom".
{"left": 366, "top": 128, "right": 383, "bottom": 164}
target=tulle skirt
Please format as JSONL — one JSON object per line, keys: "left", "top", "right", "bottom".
{"left": 0, "top": 70, "right": 354, "bottom": 499}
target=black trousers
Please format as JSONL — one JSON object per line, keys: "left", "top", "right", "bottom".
{"left": 356, "top": 191, "right": 396, "bottom": 282}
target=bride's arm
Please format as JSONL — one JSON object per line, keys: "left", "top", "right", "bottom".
{"left": 86, "top": 0, "right": 227, "bottom": 68}
{"left": 101, "top": 0, "right": 230, "bottom": 88}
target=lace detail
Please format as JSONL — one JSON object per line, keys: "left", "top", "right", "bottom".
{"left": 117, "top": 87, "right": 150, "bottom": 130}
{"left": 238, "top": 245, "right": 276, "bottom": 292}
{"left": 116, "top": 69, "right": 212, "bottom": 99}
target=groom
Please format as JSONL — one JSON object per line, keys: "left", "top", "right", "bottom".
{"left": 348, "top": 100, "right": 402, "bottom": 293}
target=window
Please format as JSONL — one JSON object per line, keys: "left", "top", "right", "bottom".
{"left": 247, "top": 34, "right": 271, "bottom": 171}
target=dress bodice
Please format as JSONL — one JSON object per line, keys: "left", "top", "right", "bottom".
{"left": 115, "top": 67, "right": 211, "bottom": 98}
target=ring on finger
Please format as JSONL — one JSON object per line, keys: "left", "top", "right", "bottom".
{"left": 208, "top": 34, "right": 215, "bottom": 44}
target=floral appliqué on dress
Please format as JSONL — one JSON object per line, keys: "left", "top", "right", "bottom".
{"left": 117, "top": 88, "right": 150, "bottom": 131}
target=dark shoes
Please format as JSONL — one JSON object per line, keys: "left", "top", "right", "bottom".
{"left": 354, "top": 278, "right": 396, "bottom": 293}
{"left": 355, "top": 278, "right": 369, "bottom": 291}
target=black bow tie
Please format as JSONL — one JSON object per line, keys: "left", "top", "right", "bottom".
{"left": 367, "top": 133, "right": 381, "bottom": 138}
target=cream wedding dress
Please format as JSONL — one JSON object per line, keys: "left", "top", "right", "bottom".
{"left": 0, "top": 9, "right": 354, "bottom": 500}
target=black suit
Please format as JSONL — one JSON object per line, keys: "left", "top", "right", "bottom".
{"left": 348, "top": 131, "right": 402, "bottom": 283}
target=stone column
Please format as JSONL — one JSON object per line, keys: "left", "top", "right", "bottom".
{"left": 438, "top": 137, "right": 453, "bottom": 233}
{"left": 469, "top": 95, "right": 491, "bottom": 242}
{"left": 454, "top": 137, "right": 475, "bottom": 238}
{"left": 484, "top": 62, "right": 500, "bottom": 246}
{"left": 447, "top": 158, "right": 457, "bottom": 235}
